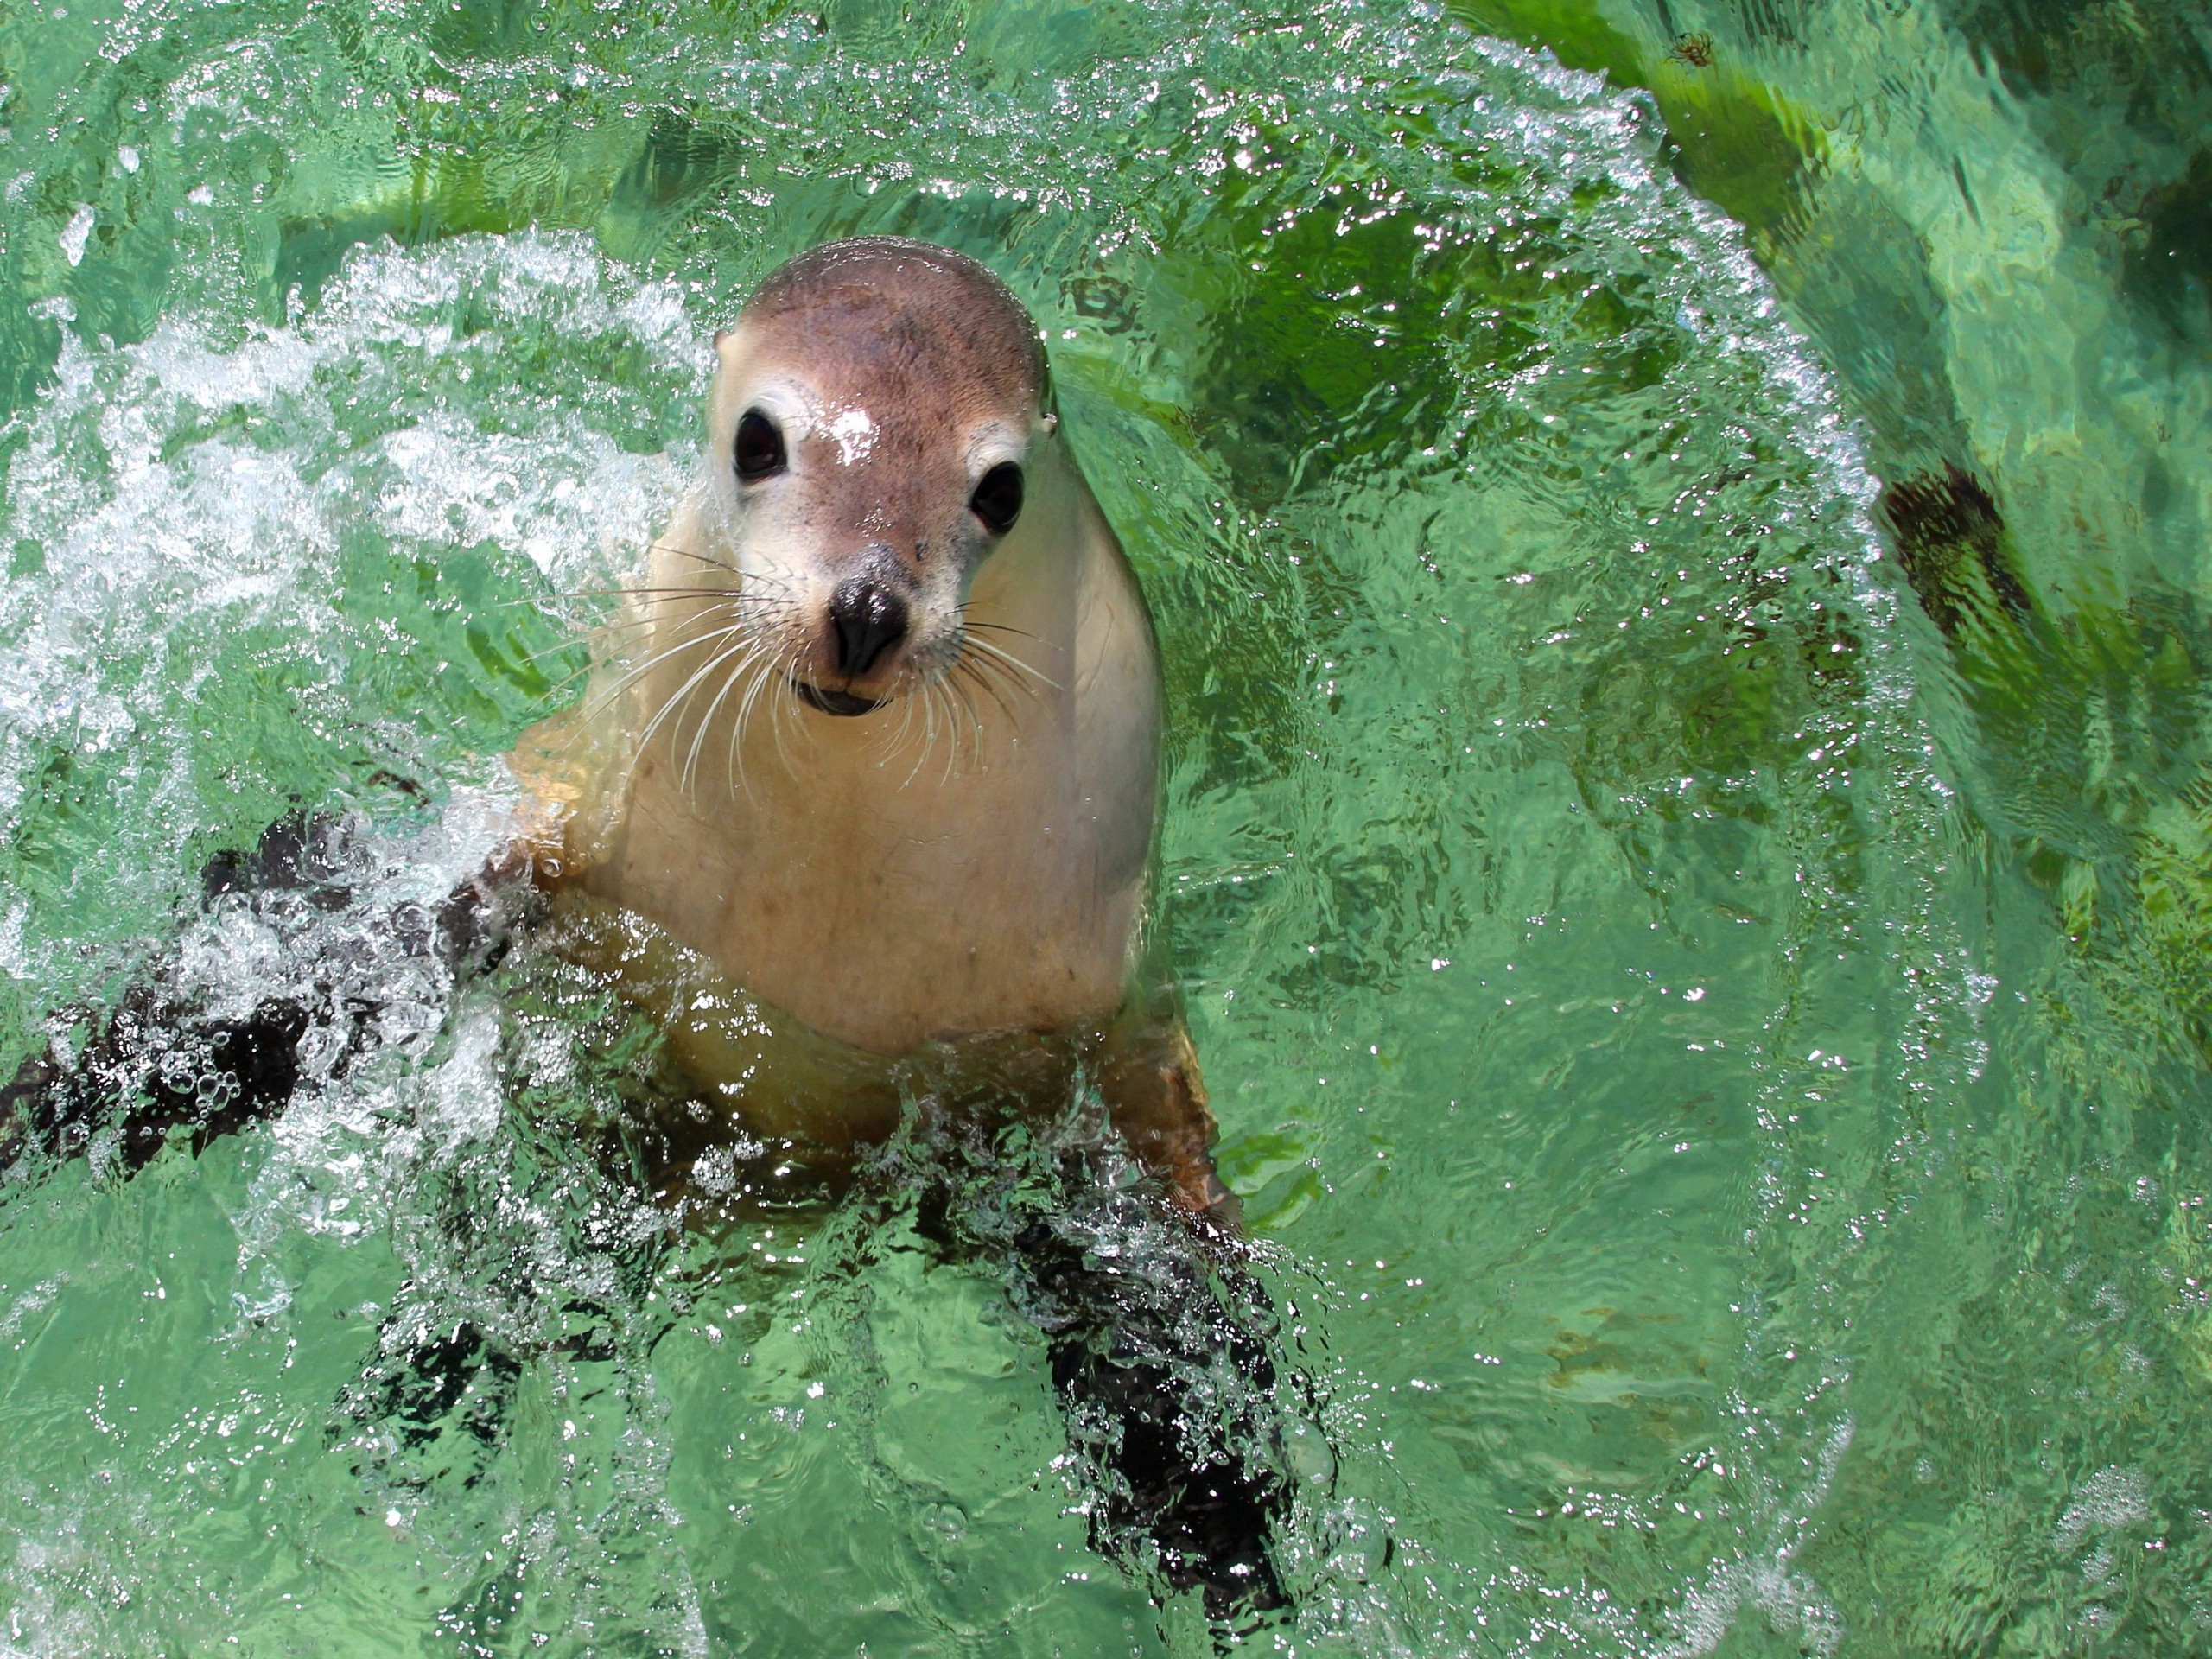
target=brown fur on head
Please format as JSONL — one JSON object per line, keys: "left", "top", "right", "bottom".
{"left": 740, "top": 238, "right": 1046, "bottom": 409}
{"left": 697, "top": 238, "right": 1054, "bottom": 715}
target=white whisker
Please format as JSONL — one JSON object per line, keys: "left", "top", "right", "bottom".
{"left": 576, "top": 616, "right": 759, "bottom": 724}
{"left": 898, "top": 677, "right": 941, "bottom": 791}
{"left": 955, "top": 656, "right": 1018, "bottom": 729}
{"left": 727, "top": 641, "right": 785, "bottom": 798}
{"left": 963, "top": 632, "right": 1058, "bottom": 693}
{"left": 636, "top": 632, "right": 768, "bottom": 771}
{"left": 936, "top": 681, "right": 964, "bottom": 785}
{"left": 768, "top": 641, "right": 804, "bottom": 780}
{"left": 945, "top": 672, "right": 986, "bottom": 778}
{"left": 681, "top": 636, "right": 769, "bottom": 798}
{"left": 880, "top": 670, "right": 920, "bottom": 766}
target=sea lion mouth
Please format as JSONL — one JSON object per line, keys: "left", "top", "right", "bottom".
{"left": 792, "top": 678, "right": 884, "bottom": 717}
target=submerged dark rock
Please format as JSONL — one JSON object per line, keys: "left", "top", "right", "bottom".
{"left": 1878, "top": 462, "right": 2031, "bottom": 634}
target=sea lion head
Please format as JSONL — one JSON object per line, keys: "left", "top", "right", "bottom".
{"left": 700, "top": 237, "right": 1053, "bottom": 718}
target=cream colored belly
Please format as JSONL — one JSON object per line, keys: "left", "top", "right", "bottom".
{"left": 584, "top": 744, "right": 1141, "bottom": 1055}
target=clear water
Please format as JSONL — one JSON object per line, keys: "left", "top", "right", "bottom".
{"left": 1, "top": 0, "right": 2209, "bottom": 1651}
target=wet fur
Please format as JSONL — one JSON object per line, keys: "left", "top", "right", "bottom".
{"left": 514, "top": 239, "right": 1223, "bottom": 1211}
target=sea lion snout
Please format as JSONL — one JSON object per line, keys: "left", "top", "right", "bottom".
{"left": 793, "top": 546, "right": 916, "bottom": 711}
{"left": 827, "top": 575, "right": 907, "bottom": 677}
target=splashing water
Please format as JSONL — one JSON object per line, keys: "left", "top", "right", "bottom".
{"left": 3, "top": 0, "right": 2210, "bottom": 1652}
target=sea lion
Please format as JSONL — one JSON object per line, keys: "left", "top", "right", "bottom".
{"left": 0, "top": 239, "right": 1278, "bottom": 1609}
{"left": 511, "top": 238, "right": 1229, "bottom": 1217}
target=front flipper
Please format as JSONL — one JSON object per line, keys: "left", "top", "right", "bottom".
{"left": 1096, "top": 990, "right": 1239, "bottom": 1230}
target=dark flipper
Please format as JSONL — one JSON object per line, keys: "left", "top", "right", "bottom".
{"left": 907, "top": 1147, "right": 1294, "bottom": 1624}
{"left": 200, "top": 808, "right": 357, "bottom": 904}
{"left": 1097, "top": 1001, "right": 1239, "bottom": 1225}
{"left": 2, "top": 809, "right": 528, "bottom": 1185}
{"left": 1, "top": 982, "right": 315, "bottom": 1178}
{"left": 1028, "top": 1217, "right": 1289, "bottom": 1620}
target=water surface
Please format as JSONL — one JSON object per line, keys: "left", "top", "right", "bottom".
{"left": 2, "top": 0, "right": 2209, "bottom": 1653}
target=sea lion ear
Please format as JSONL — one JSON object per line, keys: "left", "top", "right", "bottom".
{"left": 1035, "top": 336, "right": 1059, "bottom": 427}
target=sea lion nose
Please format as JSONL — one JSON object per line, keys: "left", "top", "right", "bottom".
{"left": 828, "top": 577, "right": 907, "bottom": 677}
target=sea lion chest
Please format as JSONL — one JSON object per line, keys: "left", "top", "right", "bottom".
{"left": 575, "top": 534, "right": 1159, "bottom": 1054}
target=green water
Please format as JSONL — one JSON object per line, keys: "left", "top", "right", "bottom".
{"left": 2, "top": 0, "right": 2209, "bottom": 1650}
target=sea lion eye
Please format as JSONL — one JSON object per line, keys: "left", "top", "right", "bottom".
{"left": 969, "top": 463, "right": 1023, "bottom": 536}
{"left": 734, "top": 410, "right": 786, "bottom": 483}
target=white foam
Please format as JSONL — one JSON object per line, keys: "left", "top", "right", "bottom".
{"left": 0, "top": 231, "right": 703, "bottom": 1002}
{"left": 56, "top": 206, "right": 92, "bottom": 268}
{"left": 2055, "top": 1465, "right": 2149, "bottom": 1556}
